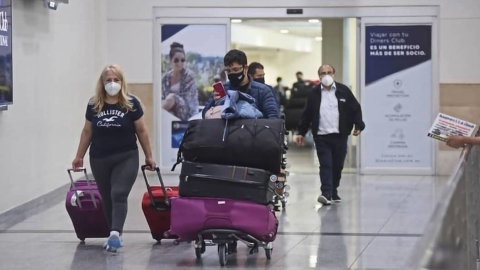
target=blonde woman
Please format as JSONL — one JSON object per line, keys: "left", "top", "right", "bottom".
{"left": 72, "top": 64, "right": 156, "bottom": 252}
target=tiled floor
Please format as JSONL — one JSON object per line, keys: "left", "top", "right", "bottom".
{"left": 0, "top": 146, "right": 448, "bottom": 270}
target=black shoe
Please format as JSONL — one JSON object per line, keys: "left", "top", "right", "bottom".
{"left": 332, "top": 194, "right": 342, "bottom": 203}
{"left": 317, "top": 195, "right": 332, "bottom": 205}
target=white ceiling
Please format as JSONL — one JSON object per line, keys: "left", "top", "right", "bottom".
{"left": 235, "top": 19, "right": 322, "bottom": 38}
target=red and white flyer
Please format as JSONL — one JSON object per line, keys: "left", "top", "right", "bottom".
{"left": 428, "top": 113, "right": 477, "bottom": 142}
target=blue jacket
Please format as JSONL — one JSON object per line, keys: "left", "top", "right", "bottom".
{"left": 202, "top": 79, "right": 280, "bottom": 119}
{"left": 265, "top": 84, "right": 280, "bottom": 110}
{"left": 215, "top": 90, "right": 263, "bottom": 119}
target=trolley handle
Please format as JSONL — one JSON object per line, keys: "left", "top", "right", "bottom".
{"left": 67, "top": 168, "right": 98, "bottom": 209}
{"left": 141, "top": 165, "right": 170, "bottom": 207}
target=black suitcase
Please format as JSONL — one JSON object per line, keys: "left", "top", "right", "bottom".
{"left": 175, "top": 118, "right": 285, "bottom": 174}
{"left": 179, "top": 161, "right": 276, "bottom": 205}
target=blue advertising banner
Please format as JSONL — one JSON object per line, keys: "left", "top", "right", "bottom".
{"left": 0, "top": 0, "right": 12, "bottom": 105}
{"left": 362, "top": 25, "right": 433, "bottom": 170}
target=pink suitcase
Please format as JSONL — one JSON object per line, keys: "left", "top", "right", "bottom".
{"left": 65, "top": 169, "right": 110, "bottom": 242}
{"left": 168, "top": 197, "right": 278, "bottom": 242}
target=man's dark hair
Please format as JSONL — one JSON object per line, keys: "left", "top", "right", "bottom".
{"left": 248, "top": 62, "right": 264, "bottom": 76}
{"left": 224, "top": 49, "right": 248, "bottom": 67}
{"left": 277, "top": 77, "right": 282, "bottom": 83}
{"left": 318, "top": 64, "right": 336, "bottom": 74}
{"left": 296, "top": 71, "right": 303, "bottom": 76}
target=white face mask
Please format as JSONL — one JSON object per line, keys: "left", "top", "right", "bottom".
{"left": 321, "top": 75, "right": 334, "bottom": 87}
{"left": 104, "top": 82, "right": 121, "bottom": 96}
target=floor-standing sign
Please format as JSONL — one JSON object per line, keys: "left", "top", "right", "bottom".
{"left": 361, "top": 24, "right": 433, "bottom": 174}
{"left": 158, "top": 24, "right": 227, "bottom": 170}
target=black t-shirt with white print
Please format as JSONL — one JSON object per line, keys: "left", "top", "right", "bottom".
{"left": 86, "top": 95, "right": 144, "bottom": 158}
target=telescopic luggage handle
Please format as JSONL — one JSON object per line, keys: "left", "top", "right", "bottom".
{"left": 141, "top": 165, "right": 170, "bottom": 207}
{"left": 67, "top": 168, "right": 98, "bottom": 209}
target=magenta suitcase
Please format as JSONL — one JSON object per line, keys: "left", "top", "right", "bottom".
{"left": 65, "top": 169, "right": 110, "bottom": 242}
{"left": 168, "top": 197, "right": 278, "bottom": 242}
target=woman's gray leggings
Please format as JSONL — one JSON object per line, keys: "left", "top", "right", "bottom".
{"left": 90, "top": 149, "right": 139, "bottom": 233}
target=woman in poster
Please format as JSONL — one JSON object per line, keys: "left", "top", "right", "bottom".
{"left": 162, "top": 42, "right": 199, "bottom": 121}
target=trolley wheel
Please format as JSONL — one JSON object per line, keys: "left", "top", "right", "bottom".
{"left": 227, "top": 241, "right": 237, "bottom": 254}
{"left": 248, "top": 245, "right": 259, "bottom": 255}
{"left": 79, "top": 238, "right": 85, "bottom": 243}
{"left": 195, "top": 247, "right": 202, "bottom": 259}
{"left": 173, "top": 239, "right": 180, "bottom": 245}
{"left": 282, "top": 201, "right": 286, "bottom": 209}
{"left": 218, "top": 244, "right": 228, "bottom": 266}
{"left": 265, "top": 248, "right": 273, "bottom": 260}
{"left": 195, "top": 240, "right": 206, "bottom": 259}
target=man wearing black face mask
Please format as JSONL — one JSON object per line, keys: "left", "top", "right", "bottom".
{"left": 248, "top": 62, "right": 280, "bottom": 109}
{"left": 202, "top": 50, "right": 279, "bottom": 119}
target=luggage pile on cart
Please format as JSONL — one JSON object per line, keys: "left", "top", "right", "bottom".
{"left": 66, "top": 118, "right": 289, "bottom": 266}
{"left": 165, "top": 118, "right": 290, "bottom": 266}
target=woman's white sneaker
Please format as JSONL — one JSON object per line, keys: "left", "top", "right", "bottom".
{"left": 105, "top": 231, "right": 122, "bottom": 252}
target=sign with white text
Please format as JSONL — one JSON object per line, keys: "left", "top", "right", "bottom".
{"left": 361, "top": 25, "right": 433, "bottom": 172}
{"left": 428, "top": 113, "right": 476, "bottom": 142}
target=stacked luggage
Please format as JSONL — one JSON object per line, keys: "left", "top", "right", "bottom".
{"left": 168, "top": 118, "right": 289, "bottom": 266}
{"left": 65, "top": 118, "right": 289, "bottom": 266}
{"left": 284, "top": 82, "right": 315, "bottom": 131}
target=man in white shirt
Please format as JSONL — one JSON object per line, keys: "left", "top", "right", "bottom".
{"left": 296, "top": 65, "right": 365, "bottom": 205}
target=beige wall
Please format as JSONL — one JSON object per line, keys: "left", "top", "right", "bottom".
{"left": 0, "top": 0, "right": 103, "bottom": 214}
{"left": 129, "top": 84, "right": 154, "bottom": 160}
{"left": 440, "top": 84, "right": 480, "bottom": 150}
{"left": 322, "top": 19, "right": 344, "bottom": 82}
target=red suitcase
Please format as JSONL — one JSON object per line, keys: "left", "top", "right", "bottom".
{"left": 65, "top": 168, "right": 110, "bottom": 242}
{"left": 141, "top": 165, "right": 179, "bottom": 243}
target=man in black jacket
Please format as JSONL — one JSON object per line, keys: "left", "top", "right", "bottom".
{"left": 296, "top": 65, "right": 365, "bottom": 205}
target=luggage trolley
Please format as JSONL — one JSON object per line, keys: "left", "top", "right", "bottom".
{"left": 272, "top": 124, "right": 290, "bottom": 210}
{"left": 192, "top": 229, "right": 275, "bottom": 266}
{"left": 271, "top": 173, "right": 290, "bottom": 210}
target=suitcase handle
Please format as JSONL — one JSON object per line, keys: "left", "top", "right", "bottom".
{"left": 141, "top": 165, "right": 170, "bottom": 207}
{"left": 67, "top": 168, "right": 98, "bottom": 209}
{"left": 188, "top": 174, "right": 265, "bottom": 187}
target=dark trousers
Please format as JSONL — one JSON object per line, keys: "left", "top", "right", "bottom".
{"left": 314, "top": 134, "right": 348, "bottom": 198}
{"left": 90, "top": 149, "right": 139, "bottom": 233}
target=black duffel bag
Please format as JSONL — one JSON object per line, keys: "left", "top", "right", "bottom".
{"left": 173, "top": 118, "right": 285, "bottom": 174}
{"left": 179, "top": 161, "right": 276, "bottom": 205}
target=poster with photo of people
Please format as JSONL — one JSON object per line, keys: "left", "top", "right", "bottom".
{"left": 160, "top": 24, "right": 227, "bottom": 168}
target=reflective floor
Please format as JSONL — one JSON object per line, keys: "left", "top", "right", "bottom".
{"left": 0, "top": 146, "right": 448, "bottom": 270}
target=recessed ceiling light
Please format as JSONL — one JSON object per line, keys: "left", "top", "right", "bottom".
{"left": 309, "top": 19, "right": 320, "bottom": 23}
{"left": 315, "top": 37, "right": 323, "bottom": 41}
{"left": 280, "top": 29, "right": 289, "bottom": 34}
{"left": 231, "top": 19, "right": 242, "bottom": 23}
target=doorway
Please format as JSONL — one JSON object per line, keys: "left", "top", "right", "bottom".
{"left": 231, "top": 18, "right": 359, "bottom": 173}
{"left": 152, "top": 6, "right": 438, "bottom": 174}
